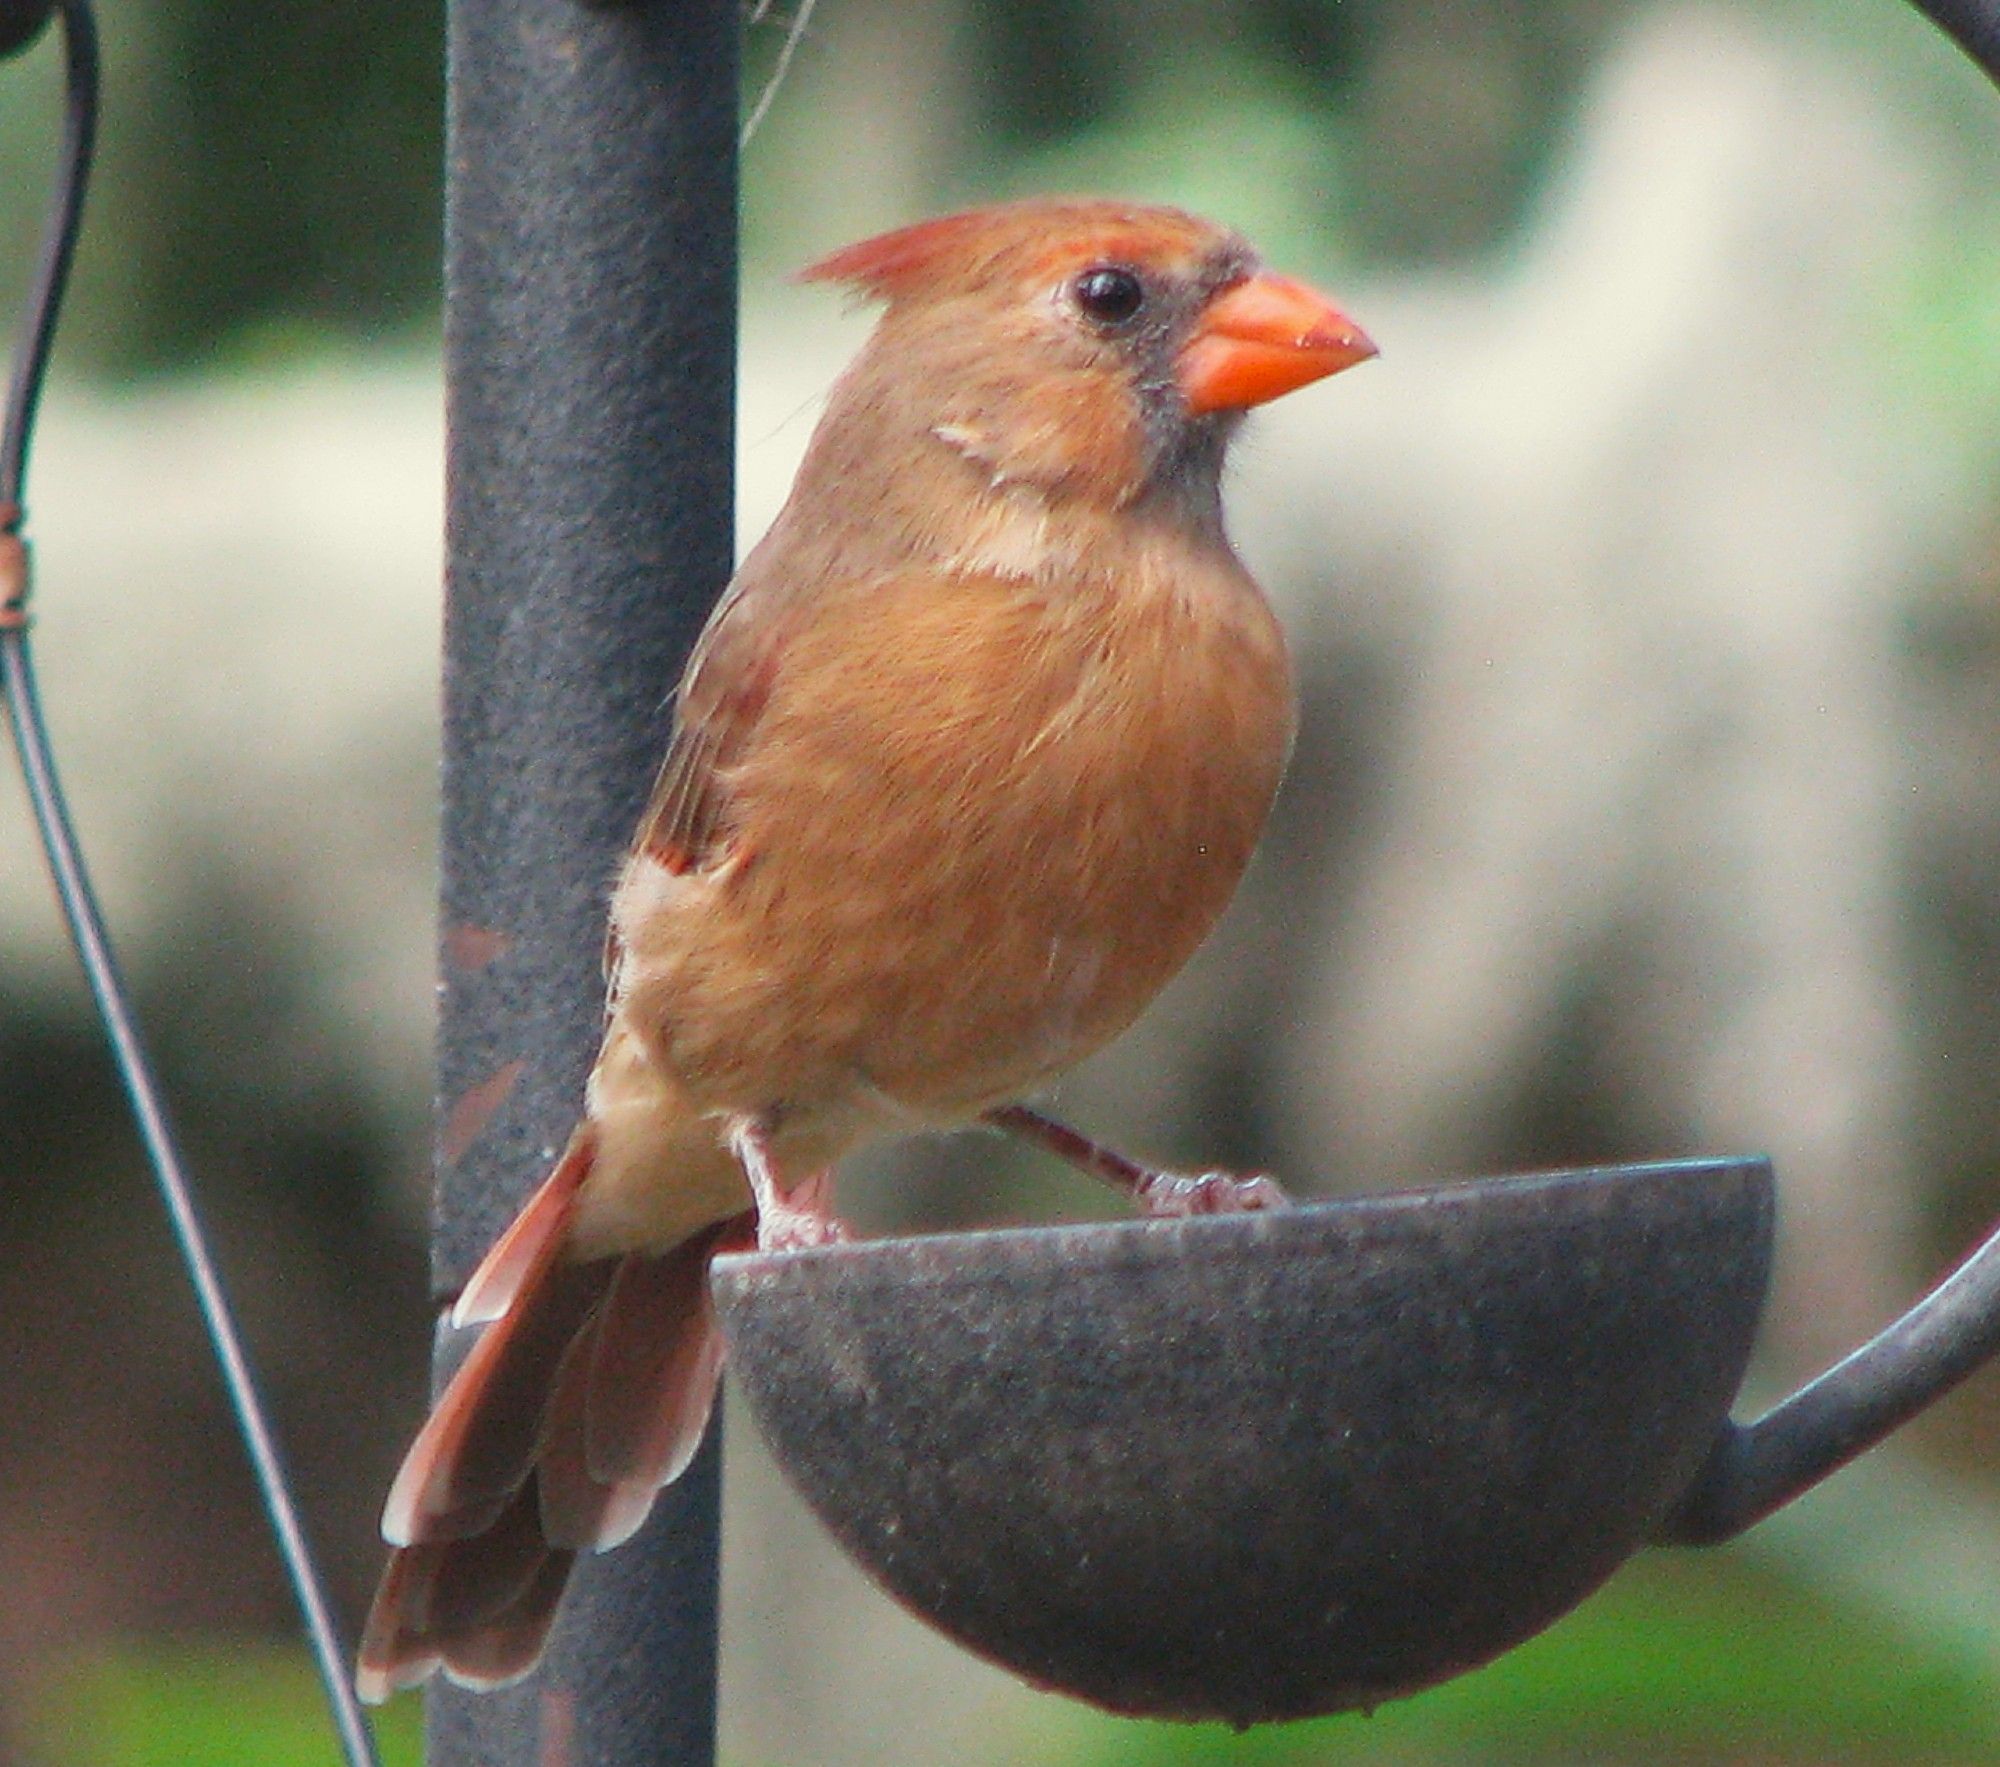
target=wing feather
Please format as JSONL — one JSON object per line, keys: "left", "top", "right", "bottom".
{"left": 635, "top": 579, "right": 788, "bottom": 878}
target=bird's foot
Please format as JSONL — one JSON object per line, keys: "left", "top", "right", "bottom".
{"left": 754, "top": 1200, "right": 849, "bottom": 1253}
{"left": 728, "top": 1122, "right": 851, "bottom": 1254}
{"left": 985, "top": 1104, "right": 1292, "bottom": 1219}
{"left": 1133, "top": 1167, "right": 1290, "bottom": 1218}
{"left": 753, "top": 1166, "right": 849, "bottom": 1253}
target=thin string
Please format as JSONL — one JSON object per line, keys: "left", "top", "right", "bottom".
{"left": 741, "top": 0, "right": 818, "bottom": 146}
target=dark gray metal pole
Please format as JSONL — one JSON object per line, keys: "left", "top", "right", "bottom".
{"left": 429, "top": 2, "right": 735, "bottom": 1762}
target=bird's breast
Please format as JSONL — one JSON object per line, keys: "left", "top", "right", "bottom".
{"left": 623, "top": 544, "right": 1294, "bottom": 1124}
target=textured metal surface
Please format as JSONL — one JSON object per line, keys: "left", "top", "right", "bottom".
{"left": 433, "top": 0, "right": 737, "bottom": 1290}
{"left": 1908, "top": 0, "right": 2000, "bottom": 89}
{"left": 430, "top": 0, "right": 736, "bottom": 1760}
{"left": 1663, "top": 1209, "right": 2000, "bottom": 1542}
{"left": 714, "top": 1160, "right": 1772, "bottom": 1724}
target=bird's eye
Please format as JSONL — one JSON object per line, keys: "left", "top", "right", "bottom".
{"left": 1072, "top": 266, "right": 1145, "bottom": 326}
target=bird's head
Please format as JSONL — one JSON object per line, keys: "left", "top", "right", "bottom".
{"left": 796, "top": 199, "right": 1376, "bottom": 522}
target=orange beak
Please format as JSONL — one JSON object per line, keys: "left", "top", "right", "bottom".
{"left": 1177, "top": 273, "right": 1377, "bottom": 415}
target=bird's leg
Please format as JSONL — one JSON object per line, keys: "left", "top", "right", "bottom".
{"left": 985, "top": 1103, "right": 1289, "bottom": 1218}
{"left": 728, "top": 1119, "right": 848, "bottom": 1252}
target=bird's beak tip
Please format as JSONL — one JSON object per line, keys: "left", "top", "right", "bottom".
{"left": 1178, "top": 272, "right": 1377, "bottom": 415}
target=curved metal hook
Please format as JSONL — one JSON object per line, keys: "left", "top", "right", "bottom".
{"left": 1654, "top": 0, "right": 2000, "bottom": 1541}
{"left": 1, "top": 0, "right": 92, "bottom": 519}
{"left": 1662, "top": 1214, "right": 2000, "bottom": 1541}
{"left": 1908, "top": 0, "right": 2000, "bottom": 85}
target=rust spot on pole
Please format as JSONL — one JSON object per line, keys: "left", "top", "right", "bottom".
{"left": 538, "top": 1686, "right": 575, "bottom": 1767}
{"left": 0, "top": 511, "right": 28, "bottom": 631}
{"left": 441, "top": 1057, "right": 526, "bottom": 1167}
{"left": 445, "top": 922, "right": 513, "bottom": 971}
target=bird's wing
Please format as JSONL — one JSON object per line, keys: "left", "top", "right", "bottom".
{"left": 600, "top": 575, "right": 789, "bottom": 997}
{"left": 633, "top": 575, "right": 787, "bottom": 879}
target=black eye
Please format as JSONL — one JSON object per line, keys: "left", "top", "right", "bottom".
{"left": 1072, "top": 266, "right": 1145, "bottom": 325}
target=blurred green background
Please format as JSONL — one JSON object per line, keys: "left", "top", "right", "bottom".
{"left": 4, "top": 0, "right": 2000, "bottom": 1762}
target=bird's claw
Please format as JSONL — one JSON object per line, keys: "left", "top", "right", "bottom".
{"left": 1134, "top": 1167, "right": 1290, "bottom": 1218}
{"left": 733, "top": 1143, "right": 849, "bottom": 1252}
{"left": 756, "top": 1211, "right": 849, "bottom": 1253}
{"left": 754, "top": 1196, "right": 851, "bottom": 1253}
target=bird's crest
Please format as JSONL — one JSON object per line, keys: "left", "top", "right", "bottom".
{"left": 795, "top": 211, "right": 992, "bottom": 301}
{"left": 798, "top": 200, "right": 1239, "bottom": 308}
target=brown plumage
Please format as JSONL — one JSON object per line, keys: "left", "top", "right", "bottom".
{"left": 356, "top": 197, "right": 1375, "bottom": 1702}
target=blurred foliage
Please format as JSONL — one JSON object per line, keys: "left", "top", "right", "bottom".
{"left": 1, "top": 0, "right": 1996, "bottom": 373}
{"left": 27, "top": 1545, "right": 2000, "bottom": 1765}
{"left": 26, "top": 1645, "right": 421, "bottom": 1767}
{"left": 5, "top": 0, "right": 1996, "bottom": 372}
{"left": 0, "top": 3, "right": 443, "bottom": 374}
{"left": 950, "top": 0, "right": 1618, "bottom": 259}
{"left": 121, "top": 2, "right": 445, "bottom": 367}
{"left": 2, "top": 0, "right": 1644, "bottom": 374}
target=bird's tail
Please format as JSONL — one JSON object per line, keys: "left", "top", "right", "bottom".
{"left": 355, "top": 1123, "right": 749, "bottom": 1703}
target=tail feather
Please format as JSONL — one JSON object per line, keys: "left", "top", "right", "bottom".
{"left": 425, "top": 1480, "right": 552, "bottom": 1640}
{"left": 381, "top": 1258, "right": 612, "bottom": 1545}
{"left": 437, "top": 1545, "right": 576, "bottom": 1693}
{"left": 453, "top": 1128, "right": 598, "bottom": 1328}
{"left": 354, "top": 1546, "right": 446, "bottom": 1704}
{"left": 357, "top": 1126, "right": 747, "bottom": 1705}
{"left": 537, "top": 1221, "right": 744, "bottom": 1551}
{"left": 356, "top": 1486, "right": 574, "bottom": 1703}
{"left": 535, "top": 1303, "right": 636, "bottom": 1550}
{"left": 587, "top": 1219, "right": 739, "bottom": 1490}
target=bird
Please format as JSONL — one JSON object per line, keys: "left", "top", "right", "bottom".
{"left": 355, "top": 196, "right": 1376, "bottom": 1702}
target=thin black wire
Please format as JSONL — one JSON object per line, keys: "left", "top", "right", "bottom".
{"left": 0, "top": 3, "right": 90, "bottom": 510}
{"left": 1908, "top": 0, "right": 2000, "bottom": 84}
{"left": 0, "top": 6, "right": 380, "bottom": 1764}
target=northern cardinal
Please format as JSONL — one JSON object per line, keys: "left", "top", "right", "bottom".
{"left": 356, "top": 197, "right": 1375, "bottom": 1701}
